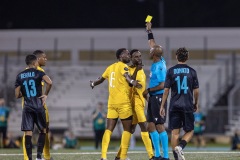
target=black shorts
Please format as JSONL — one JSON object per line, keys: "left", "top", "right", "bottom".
{"left": 169, "top": 111, "right": 194, "bottom": 132}
{"left": 147, "top": 94, "right": 167, "bottom": 124}
{"left": 0, "top": 126, "right": 7, "bottom": 139}
{"left": 21, "top": 106, "right": 46, "bottom": 131}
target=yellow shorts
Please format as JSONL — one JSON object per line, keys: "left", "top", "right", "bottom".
{"left": 132, "top": 99, "right": 146, "bottom": 125}
{"left": 107, "top": 103, "right": 132, "bottom": 119}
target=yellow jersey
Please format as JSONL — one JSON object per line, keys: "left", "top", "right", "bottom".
{"left": 129, "top": 66, "right": 146, "bottom": 107}
{"left": 102, "top": 61, "right": 131, "bottom": 105}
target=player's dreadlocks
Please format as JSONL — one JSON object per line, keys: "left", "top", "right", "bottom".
{"left": 176, "top": 47, "right": 189, "bottom": 62}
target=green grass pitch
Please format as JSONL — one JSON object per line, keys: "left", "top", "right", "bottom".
{"left": 0, "top": 149, "right": 240, "bottom": 160}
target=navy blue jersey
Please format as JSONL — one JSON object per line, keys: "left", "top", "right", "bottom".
{"left": 164, "top": 64, "right": 199, "bottom": 112}
{"left": 15, "top": 68, "right": 45, "bottom": 109}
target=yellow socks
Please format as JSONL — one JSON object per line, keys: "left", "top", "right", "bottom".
{"left": 43, "top": 132, "right": 51, "bottom": 159}
{"left": 141, "top": 132, "right": 154, "bottom": 159}
{"left": 101, "top": 130, "right": 112, "bottom": 159}
{"left": 22, "top": 133, "right": 28, "bottom": 160}
{"left": 120, "top": 131, "right": 131, "bottom": 159}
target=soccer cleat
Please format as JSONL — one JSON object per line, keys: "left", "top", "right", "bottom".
{"left": 153, "top": 156, "right": 161, "bottom": 160}
{"left": 115, "top": 157, "right": 131, "bottom": 160}
{"left": 149, "top": 156, "right": 155, "bottom": 160}
{"left": 174, "top": 146, "right": 185, "bottom": 160}
{"left": 36, "top": 158, "right": 44, "bottom": 160}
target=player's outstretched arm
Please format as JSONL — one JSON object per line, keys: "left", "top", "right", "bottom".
{"left": 160, "top": 88, "right": 169, "bottom": 117}
{"left": 146, "top": 22, "right": 156, "bottom": 48}
{"left": 123, "top": 72, "right": 142, "bottom": 88}
{"left": 90, "top": 77, "right": 105, "bottom": 89}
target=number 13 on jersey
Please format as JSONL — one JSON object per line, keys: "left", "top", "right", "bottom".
{"left": 23, "top": 80, "right": 37, "bottom": 97}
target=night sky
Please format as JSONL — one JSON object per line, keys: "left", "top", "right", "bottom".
{"left": 1, "top": 0, "right": 240, "bottom": 29}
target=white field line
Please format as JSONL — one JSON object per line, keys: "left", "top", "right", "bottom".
{"left": 0, "top": 151, "right": 240, "bottom": 156}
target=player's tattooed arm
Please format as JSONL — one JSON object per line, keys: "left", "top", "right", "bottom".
{"left": 90, "top": 77, "right": 105, "bottom": 89}
{"left": 124, "top": 72, "right": 142, "bottom": 88}
{"left": 15, "top": 86, "right": 22, "bottom": 98}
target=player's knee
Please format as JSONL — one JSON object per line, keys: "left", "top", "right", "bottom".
{"left": 156, "top": 124, "right": 165, "bottom": 132}
{"left": 131, "top": 126, "right": 136, "bottom": 134}
{"left": 39, "top": 128, "right": 47, "bottom": 134}
{"left": 184, "top": 129, "right": 194, "bottom": 134}
{"left": 25, "top": 131, "right": 33, "bottom": 136}
{"left": 138, "top": 122, "right": 148, "bottom": 132}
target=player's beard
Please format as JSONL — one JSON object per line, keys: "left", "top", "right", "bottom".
{"left": 122, "top": 58, "right": 130, "bottom": 64}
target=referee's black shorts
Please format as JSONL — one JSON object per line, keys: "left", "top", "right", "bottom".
{"left": 147, "top": 94, "right": 167, "bottom": 124}
{"left": 21, "top": 106, "right": 46, "bottom": 131}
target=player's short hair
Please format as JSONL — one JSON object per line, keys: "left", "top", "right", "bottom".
{"left": 116, "top": 48, "right": 127, "bottom": 59}
{"left": 130, "top": 49, "right": 139, "bottom": 57}
{"left": 150, "top": 45, "right": 163, "bottom": 57}
{"left": 33, "top": 50, "right": 45, "bottom": 57}
{"left": 25, "top": 54, "right": 37, "bottom": 65}
{"left": 176, "top": 47, "right": 189, "bottom": 62}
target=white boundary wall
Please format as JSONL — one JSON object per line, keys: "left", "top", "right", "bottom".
{"left": 0, "top": 28, "right": 240, "bottom": 64}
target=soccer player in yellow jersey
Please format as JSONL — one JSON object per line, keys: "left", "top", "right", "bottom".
{"left": 115, "top": 49, "right": 154, "bottom": 160}
{"left": 90, "top": 48, "right": 142, "bottom": 160}
{"left": 23, "top": 50, "right": 53, "bottom": 160}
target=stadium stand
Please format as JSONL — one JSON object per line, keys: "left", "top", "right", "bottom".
{"left": 1, "top": 59, "right": 230, "bottom": 138}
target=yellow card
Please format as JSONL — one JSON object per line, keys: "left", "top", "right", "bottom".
{"left": 145, "top": 15, "right": 153, "bottom": 22}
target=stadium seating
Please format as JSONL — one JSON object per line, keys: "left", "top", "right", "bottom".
{"left": 1, "top": 60, "right": 228, "bottom": 137}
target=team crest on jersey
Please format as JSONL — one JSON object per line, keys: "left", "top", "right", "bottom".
{"left": 124, "top": 67, "right": 128, "bottom": 71}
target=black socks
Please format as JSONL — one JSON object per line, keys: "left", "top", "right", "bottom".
{"left": 37, "top": 133, "right": 46, "bottom": 159}
{"left": 179, "top": 140, "right": 187, "bottom": 149}
{"left": 25, "top": 135, "right": 32, "bottom": 160}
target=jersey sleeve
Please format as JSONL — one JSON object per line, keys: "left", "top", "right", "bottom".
{"left": 15, "top": 75, "right": 21, "bottom": 88}
{"left": 192, "top": 70, "right": 199, "bottom": 89}
{"left": 164, "top": 69, "right": 171, "bottom": 88}
{"left": 39, "top": 71, "right": 46, "bottom": 79}
{"left": 102, "top": 66, "right": 110, "bottom": 79}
